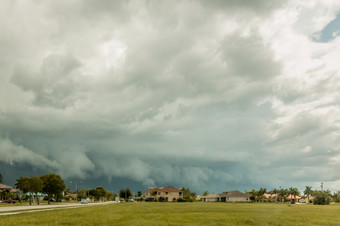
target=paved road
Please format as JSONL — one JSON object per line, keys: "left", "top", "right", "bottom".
{"left": 0, "top": 201, "right": 117, "bottom": 215}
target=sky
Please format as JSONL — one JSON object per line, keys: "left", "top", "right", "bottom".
{"left": 1, "top": 0, "right": 340, "bottom": 194}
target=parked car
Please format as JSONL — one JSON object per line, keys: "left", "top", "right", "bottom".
{"left": 4, "top": 200, "right": 16, "bottom": 204}
{"left": 81, "top": 199, "right": 88, "bottom": 204}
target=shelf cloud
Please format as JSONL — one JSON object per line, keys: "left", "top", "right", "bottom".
{"left": 1, "top": 0, "right": 340, "bottom": 193}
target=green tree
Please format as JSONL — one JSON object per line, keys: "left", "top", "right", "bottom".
{"left": 119, "top": 188, "right": 133, "bottom": 201}
{"left": 40, "top": 174, "right": 66, "bottom": 204}
{"left": 258, "top": 188, "right": 267, "bottom": 202}
{"left": 16, "top": 177, "right": 32, "bottom": 205}
{"left": 202, "top": 190, "right": 209, "bottom": 196}
{"left": 0, "top": 173, "right": 3, "bottom": 183}
{"left": 30, "top": 176, "right": 44, "bottom": 205}
{"left": 304, "top": 186, "right": 313, "bottom": 203}
{"left": 16, "top": 176, "right": 42, "bottom": 205}
{"left": 77, "top": 188, "right": 88, "bottom": 200}
{"left": 181, "top": 187, "right": 196, "bottom": 202}
{"left": 137, "top": 191, "right": 143, "bottom": 197}
{"left": 248, "top": 189, "right": 258, "bottom": 202}
{"left": 95, "top": 186, "right": 106, "bottom": 201}
{"left": 313, "top": 191, "right": 331, "bottom": 205}
{"left": 151, "top": 190, "right": 157, "bottom": 201}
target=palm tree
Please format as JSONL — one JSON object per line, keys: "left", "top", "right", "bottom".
{"left": 248, "top": 189, "right": 258, "bottom": 202}
{"left": 304, "top": 186, "right": 312, "bottom": 203}
{"left": 258, "top": 188, "right": 267, "bottom": 202}
{"left": 289, "top": 187, "right": 299, "bottom": 203}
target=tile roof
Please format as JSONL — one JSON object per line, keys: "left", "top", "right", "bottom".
{"left": 220, "top": 190, "right": 250, "bottom": 198}
{"left": 0, "top": 183, "right": 13, "bottom": 190}
{"left": 146, "top": 186, "right": 182, "bottom": 193}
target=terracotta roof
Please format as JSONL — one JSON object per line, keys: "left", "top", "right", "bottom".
{"left": 287, "top": 194, "right": 301, "bottom": 199}
{"left": 264, "top": 193, "right": 278, "bottom": 199}
{"left": 146, "top": 186, "right": 182, "bottom": 193}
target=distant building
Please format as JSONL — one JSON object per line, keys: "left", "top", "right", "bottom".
{"left": 201, "top": 193, "right": 219, "bottom": 202}
{"left": 264, "top": 193, "right": 279, "bottom": 202}
{"left": 219, "top": 190, "right": 251, "bottom": 202}
{"left": 145, "top": 186, "right": 183, "bottom": 202}
{"left": 201, "top": 190, "right": 251, "bottom": 202}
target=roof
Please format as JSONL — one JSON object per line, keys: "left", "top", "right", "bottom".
{"left": 201, "top": 194, "right": 219, "bottom": 198}
{"left": 0, "top": 183, "right": 13, "bottom": 190}
{"left": 146, "top": 186, "right": 182, "bottom": 193}
{"left": 220, "top": 190, "right": 250, "bottom": 198}
{"left": 287, "top": 194, "right": 302, "bottom": 199}
{"left": 264, "top": 193, "right": 278, "bottom": 199}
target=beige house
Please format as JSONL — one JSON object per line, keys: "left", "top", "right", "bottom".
{"left": 201, "top": 193, "right": 219, "bottom": 202}
{"left": 145, "top": 186, "right": 183, "bottom": 202}
{"left": 219, "top": 190, "right": 251, "bottom": 202}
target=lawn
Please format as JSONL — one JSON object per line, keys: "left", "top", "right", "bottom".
{"left": 1, "top": 202, "right": 340, "bottom": 225}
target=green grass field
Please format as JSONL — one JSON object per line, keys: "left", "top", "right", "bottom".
{"left": 1, "top": 202, "right": 340, "bottom": 225}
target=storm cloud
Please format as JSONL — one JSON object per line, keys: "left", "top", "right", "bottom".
{"left": 1, "top": 0, "right": 340, "bottom": 193}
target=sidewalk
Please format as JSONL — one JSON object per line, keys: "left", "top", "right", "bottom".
{"left": 0, "top": 201, "right": 117, "bottom": 213}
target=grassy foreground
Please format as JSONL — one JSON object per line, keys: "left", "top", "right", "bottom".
{"left": 2, "top": 202, "right": 340, "bottom": 225}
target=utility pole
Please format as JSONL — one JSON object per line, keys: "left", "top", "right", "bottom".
{"left": 321, "top": 182, "right": 324, "bottom": 191}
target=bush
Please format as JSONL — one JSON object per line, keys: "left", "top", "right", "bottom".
{"left": 158, "top": 196, "right": 166, "bottom": 202}
{"left": 177, "top": 198, "right": 185, "bottom": 202}
{"left": 145, "top": 197, "right": 155, "bottom": 202}
{"left": 313, "top": 191, "right": 331, "bottom": 205}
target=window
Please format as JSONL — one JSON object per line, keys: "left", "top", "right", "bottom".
{"left": 179, "top": 192, "right": 182, "bottom": 196}
{"left": 165, "top": 192, "right": 168, "bottom": 195}
{"left": 158, "top": 192, "right": 160, "bottom": 195}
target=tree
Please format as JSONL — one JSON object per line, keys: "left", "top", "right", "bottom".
{"left": 258, "top": 188, "right": 267, "bottom": 202}
{"left": 30, "top": 176, "right": 44, "bottom": 205}
{"left": 181, "top": 187, "right": 196, "bottom": 202}
{"left": 304, "top": 186, "right": 313, "bottom": 203}
{"left": 119, "top": 188, "right": 133, "bottom": 201}
{"left": 77, "top": 188, "right": 88, "bottom": 200}
{"left": 202, "top": 190, "right": 209, "bottom": 196}
{"left": 151, "top": 190, "right": 157, "bottom": 201}
{"left": 248, "top": 189, "right": 258, "bottom": 202}
{"left": 137, "top": 191, "right": 143, "bottom": 197}
{"left": 0, "top": 173, "right": 3, "bottom": 183}
{"left": 16, "top": 177, "right": 32, "bottom": 205}
{"left": 40, "top": 174, "right": 66, "bottom": 204}
{"left": 313, "top": 191, "right": 331, "bottom": 205}
{"left": 288, "top": 187, "right": 299, "bottom": 203}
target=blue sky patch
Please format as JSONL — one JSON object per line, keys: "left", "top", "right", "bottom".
{"left": 314, "top": 12, "right": 340, "bottom": 42}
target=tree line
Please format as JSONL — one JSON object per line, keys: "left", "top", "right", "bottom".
{"left": 3, "top": 173, "right": 118, "bottom": 205}
{"left": 246, "top": 186, "right": 333, "bottom": 205}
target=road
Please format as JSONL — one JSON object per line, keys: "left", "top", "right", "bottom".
{"left": 0, "top": 201, "right": 117, "bottom": 215}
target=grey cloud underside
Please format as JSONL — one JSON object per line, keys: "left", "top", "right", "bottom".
{"left": 1, "top": 0, "right": 340, "bottom": 192}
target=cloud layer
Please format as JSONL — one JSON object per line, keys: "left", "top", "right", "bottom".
{"left": 1, "top": 0, "right": 340, "bottom": 193}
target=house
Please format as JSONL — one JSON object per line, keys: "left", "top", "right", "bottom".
{"left": 201, "top": 193, "right": 219, "bottom": 202}
{"left": 264, "top": 193, "right": 278, "bottom": 202}
{"left": 219, "top": 190, "right": 251, "bottom": 202}
{"left": 287, "top": 194, "right": 302, "bottom": 203}
{"left": 0, "top": 183, "right": 18, "bottom": 200}
{"left": 0, "top": 183, "right": 15, "bottom": 192}
{"left": 145, "top": 186, "right": 183, "bottom": 202}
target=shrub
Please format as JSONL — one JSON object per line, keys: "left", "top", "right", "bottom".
{"left": 158, "top": 196, "right": 166, "bottom": 202}
{"left": 313, "top": 191, "right": 331, "bottom": 205}
{"left": 145, "top": 197, "right": 154, "bottom": 202}
{"left": 177, "top": 198, "right": 185, "bottom": 202}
